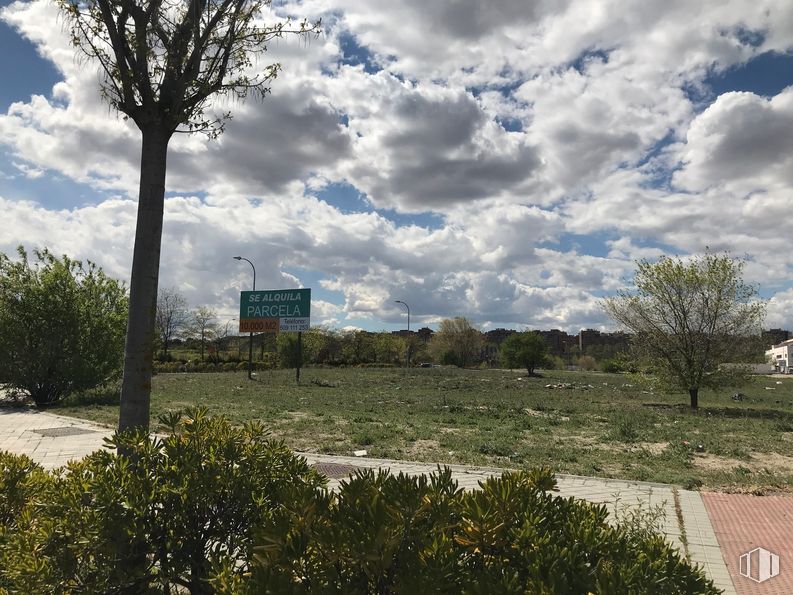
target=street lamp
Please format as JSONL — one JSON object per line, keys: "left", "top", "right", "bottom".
{"left": 395, "top": 300, "right": 410, "bottom": 368}
{"left": 233, "top": 256, "right": 256, "bottom": 380}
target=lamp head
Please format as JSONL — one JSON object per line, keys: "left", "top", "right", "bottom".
{"left": 233, "top": 256, "right": 242, "bottom": 260}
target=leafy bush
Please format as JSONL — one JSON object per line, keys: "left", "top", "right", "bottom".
{"left": 609, "top": 413, "right": 640, "bottom": 443}
{"left": 0, "top": 247, "right": 128, "bottom": 406}
{"left": 0, "top": 408, "right": 325, "bottom": 593}
{"left": 0, "top": 451, "right": 49, "bottom": 532}
{"left": 601, "top": 359, "right": 623, "bottom": 373}
{"left": 1, "top": 414, "right": 717, "bottom": 594}
{"left": 252, "top": 467, "right": 718, "bottom": 594}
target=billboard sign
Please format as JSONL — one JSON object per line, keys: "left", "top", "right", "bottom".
{"left": 239, "top": 288, "right": 310, "bottom": 333}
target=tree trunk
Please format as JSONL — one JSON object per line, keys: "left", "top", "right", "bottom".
{"left": 119, "top": 127, "right": 170, "bottom": 432}
{"left": 689, "top": 388, "right": 698, "bottom": 410}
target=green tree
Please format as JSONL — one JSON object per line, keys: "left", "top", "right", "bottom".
{"left": 603, "top": 253, "right": 765, "bottom": 409}
{"left": 339, "top": 330, "right": 376, "bottom": 365}
{"left": 58, "top": 0, "right": 318, "bottom": 431}
{"left": 500, "top": 331, "right": 548, "bottom": 376}
{"left": 374, "top": 333, "right": 405, "bottom": 365}
{"left": 0, "top": 247, "right": 128, "bottom": 406}
{"left": 277, "top": 332, "right": 305, "bottom": 369}
{"left": 430, "top": 317, "right": 482, "bottom": 368}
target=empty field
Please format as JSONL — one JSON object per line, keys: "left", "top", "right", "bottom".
{"left": 56, "top": 367, "right": 793, "bottom": 492}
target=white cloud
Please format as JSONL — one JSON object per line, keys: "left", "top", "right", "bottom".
{"left": 674, "top": 89, "right": 793, "bottom": 193}
{"left": 2, "top": 0, "right": 793, "bottom": 333}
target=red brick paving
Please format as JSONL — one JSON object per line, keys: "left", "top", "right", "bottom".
{"left": 702, "top": 492, "right": 793, "bottom": 595}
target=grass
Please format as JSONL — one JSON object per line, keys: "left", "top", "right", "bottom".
{"left": 55, "top": 367, "right": 793, "bottom": 492}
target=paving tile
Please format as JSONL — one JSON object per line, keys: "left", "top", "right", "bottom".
{"left": 703, "top": 492, "right": 793, "bottom": 595}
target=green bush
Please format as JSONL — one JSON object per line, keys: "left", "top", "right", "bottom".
{"left": 0, "top": 408, "right": 325, "bottom": 593}
{"left": 1, "top": 415, "right": 718, "bottom": 594}
{"left": 251, "top": 467, "right": 718, "bottom": 594}
{"left": 0, "top": 247, "right": 128, "bottom": 406}
{"left": 601, "top": 359, "right": 623, "bottom": 373}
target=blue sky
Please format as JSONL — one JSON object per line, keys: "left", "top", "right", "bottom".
{"left": 2, "top": 0, "right": 793, "bottom": 332}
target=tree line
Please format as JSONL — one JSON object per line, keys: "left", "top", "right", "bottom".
{"left": 0, "top": 247, "right": 766, "bottom": 411}
{"left": 155, "top": 293, "right": 555, "bottom": 373}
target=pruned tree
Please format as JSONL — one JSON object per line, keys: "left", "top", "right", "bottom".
{"left": 603, "top": 253, "right": 765, "bottom": 409}
{"left": 155, "top": 287, "right": 189, "bottom": 359}
{"left": 58, "top": 0, "right": 319, "bottom": 431}
{"left": 189, "top": 306, "right": 217, "bottom": 360}
{"left": 500, "top": 331, "right": 548, "bottom": 376}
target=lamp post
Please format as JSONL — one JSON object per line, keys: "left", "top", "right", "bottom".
{"left": 233, "top": 256, "right": 256, "bottom": 380}
{"left": 395, "top": 300, "right": 410, "bottom": 368}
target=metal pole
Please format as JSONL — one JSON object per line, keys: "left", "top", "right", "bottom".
{"left": 296, "top": 331, "right": 302, "bottom": 384}
{"left": 395, "top": 300, "right": 410, "bottom": 368}
{"left": 234, "top": 256, "right": 256, "bottom": 380}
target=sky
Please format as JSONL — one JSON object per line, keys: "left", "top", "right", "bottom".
{"left": 2, "top": 0, "right": 793, "bottom": 334}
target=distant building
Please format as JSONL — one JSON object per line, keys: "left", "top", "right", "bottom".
{"left": 537, "top": 329, "right": 577, "bottom": 356}
{"left": 766, "top": 338, "right": 793, "bottom": 373}
{"left": 484, "top": 328, "right": 516, "bottom": 346}
{"left": 763, "top": 328, "right": 790, "bottom": 347}
{"left": 416, "top": 327, "right": 434, "bottom": 342}
{"left": 578, "top": 329, "right": 629, "bottom": 354}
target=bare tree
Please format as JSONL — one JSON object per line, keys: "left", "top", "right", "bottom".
{"left": 58, "top": 0, "right": 319, "bottom": 431}
{"left": 210, "top": 319, "right": 235, "bottom": 362}
{"left": 189, "top": 305, "right": 217, "bottom": 360}
{"left": 155, "top": 287, "right": 189, "bottom": 359}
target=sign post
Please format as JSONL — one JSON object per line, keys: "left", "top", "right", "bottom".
{"left": 239, "top": 289, "right": 311, "bottom": 380}
{"left": 239, "top": 288, "right": 311, "bottom": 333}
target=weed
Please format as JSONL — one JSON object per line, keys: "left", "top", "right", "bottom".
{"left": 609, "top": 414, "right": 640, "bottom": 443}
{"left": 51, "top": 368, "right": 793, "bottom": 492}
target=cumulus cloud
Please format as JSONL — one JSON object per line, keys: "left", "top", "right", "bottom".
{"left": 3, "top": 0, "right": 793, "bottom": 332}
{"left": 673, "top": 89, "right": 793, "bottom": 193}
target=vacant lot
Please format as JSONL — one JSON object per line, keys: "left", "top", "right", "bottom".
{"left": 56, "top": 368, "right": 793, "bottom": 492}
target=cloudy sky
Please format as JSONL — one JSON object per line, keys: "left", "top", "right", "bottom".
{"left": 1, "top": 0, "right": 793, "bottom": 333}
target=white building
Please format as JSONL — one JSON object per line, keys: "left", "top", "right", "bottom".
{"left": 765, "top": 338, "right": 793, "bottom": 373}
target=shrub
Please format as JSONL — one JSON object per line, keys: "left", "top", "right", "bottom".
{"left": 0, "top": 247, "right": 128, "bottom": 406}
{"left": 609, "top": 413, "right": 640, "bottom": 443}
{"left": 578, "top": 354, "right": 597, "bottom": 371}
{"left": 0, "top": 408, "right": 325, "bottom": 593}
{"left": 601, "top": 359, "right": 623, "bottom": 373}
{"left": 549, "top": 355, "right": 567, "bottom": 370}
{"left": 251, "top": 467, "right": 718, "bottom": 594}
{"left": 0, "top": 451, "right": 49, "bottom": 532}
{"left": 1, "top": 417, "right": 717, "bottom": 594}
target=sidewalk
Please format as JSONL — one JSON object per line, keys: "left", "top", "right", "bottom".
{"left": 0, "top": 408, "right": 737, "bottom": 593}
